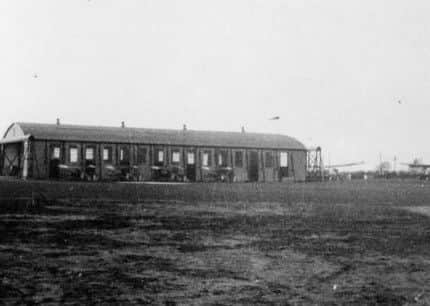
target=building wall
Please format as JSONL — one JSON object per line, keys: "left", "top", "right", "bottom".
{"left": 184, "top": 146, "right": 197, "bottom": 181}
{"left": 100, "top": 143, "right": 116, "bottom": 180}
{"left": 232, "top": 149, "right": 247, "bottom": 182}
{"left": 290, "top": 150, "right": 307, "bottom": 182}
{"left": 136, "top": 144, "right": 152, "bottom": 181}
{"left": 25, "top": 139, "right": 307, "bottom": 182}
{"left": 261, "top": 150, "right": 277, "bottom": 182}
{"left": 65, "top": 142, "right": 83, "bottom": 170}
{"left": 81, "top": 142, "right": 100, "bottom": 179}
{"left": 199, "top": 147, "right": 215, "bottom": 182}
{"left": 31, "top": 140, "right": 48, "bottom": 179}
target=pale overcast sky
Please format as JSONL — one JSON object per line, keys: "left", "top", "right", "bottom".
{"left": 1, "top": 0, "right": 430, "bottom": 170}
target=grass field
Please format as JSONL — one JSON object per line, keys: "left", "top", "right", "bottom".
{"left": 1, "top": 179, "right": 430, "bottom": 305}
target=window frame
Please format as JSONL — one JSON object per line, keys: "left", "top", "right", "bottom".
{"left": 171, "top": 150, "right": 180, "bottom": 164}
{"left": 217, "top": 150, "right": 228, "bottom": 167}
{"left": 103, "top": 147, "right": 112, "bottom": 163}
{"left": 85, "top": 147, "right": 95, "bottom": 161}
{"left": 52, "top": 146, "right": 61, "bottom": 160}
{"left": 234, "top": 151, "right": 243, "bottom": 168}
{"left": 280, "top": 152, "right": 289, "bottom": 167}
{"left": 158, "top": 150, "right": 164, "bottom": 162}
{"left": 187, "top": 151, "right": 195, "bottom": 165}
{"left": 202, "top": 151, "right": 211, "bottom": 167}
{"left": 265, "top": 152, "right": 273, "bottom": 168}
{"left": 119, "top": 146, "right": 130, "bottom": 165}
{"left": 154, "top": 148, "right": 164, "bottom": 165}
{"left": 137, "top": 146, "right": 147, "bottom": 164}
{"left": 69, "top": 146, "right": 79, "bottom": 164}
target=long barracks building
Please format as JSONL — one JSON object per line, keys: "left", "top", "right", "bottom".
{"left": 0, "top": 122, "right": 307, "bottom": 182}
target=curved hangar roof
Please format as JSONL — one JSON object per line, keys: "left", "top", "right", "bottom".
{"left": 3, "top": 122, "right": 307, "bottom": 150}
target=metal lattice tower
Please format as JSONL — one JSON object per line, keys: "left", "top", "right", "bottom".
{"left": 306, "top": 146, "right": 324, "bottom": 181}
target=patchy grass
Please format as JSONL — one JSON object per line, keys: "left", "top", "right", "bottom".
{"left": 0, "top": 180, "right": 430, "bottom": 304}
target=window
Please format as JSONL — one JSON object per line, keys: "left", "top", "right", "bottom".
{"left": 187, "top": 152, "right": 195, "bottom": 165}
{"left": 52, "top": 147, "right": 61, "bottom": 159}
{"left": 217, "top": 150, "right": 228, "bottom": 167}
{"left": 103, "top": 147, "right": 112, "bottom": 162}
{"left": 280, "top": 152, "right": 288, "bottom": 167}
{"left": 85, "top": 147, "right": 94, "bottom": 160}
{"left": 154, "top": 149, "right": 164, "bottom": 166}
{"left": 172, "top": 150, "right": 180, "bottom": 164}
{"left": 265, "top": 152, "right": 273, "bottom": 168}
{"left": 119, "top": 147, "right": 129, "bottom": 165}
{"left": 69, "top": 147, "right": 78, "bottom": 163}
{"left": 137, "top": 147, "right": 147, "bottom": 164}
{"left": 234, "top": 151, "right": 243, "bottom": 168}
{"left": 155, "top": 149, "right": 164, "bottom": 165}
{"left": 202, "top": 151, "right": 211, "bottom": 167}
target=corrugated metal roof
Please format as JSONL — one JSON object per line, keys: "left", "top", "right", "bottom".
{"left": 12, "top": 122, "right": 306, "bottom": 150}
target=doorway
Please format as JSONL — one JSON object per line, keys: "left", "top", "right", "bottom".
{"left": 248, "top": 151, "right": 259, "bottom": 182}
{"left": 186, "top": 151, "right": 196, "bottom": 181}
{"left": 49, "top": 146, "right": 61, "bottom": 179}
{"left": 2, "top": 143, "right": 21, "bottom": 177}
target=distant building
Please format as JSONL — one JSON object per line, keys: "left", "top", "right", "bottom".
{"left": 0, "top": 122, "right": 307, "bottom": 182}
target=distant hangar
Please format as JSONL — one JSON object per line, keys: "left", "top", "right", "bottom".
{"left": 0, "top": 121, "right": 307, "bottom": 182}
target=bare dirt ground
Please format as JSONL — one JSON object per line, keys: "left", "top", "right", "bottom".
{"left": 1, "top": 180, "right": 430, "bottom": 305}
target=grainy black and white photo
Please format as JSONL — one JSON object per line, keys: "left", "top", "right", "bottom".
{"left": 1, "top": 1, "right": 430, "bottom": 304}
